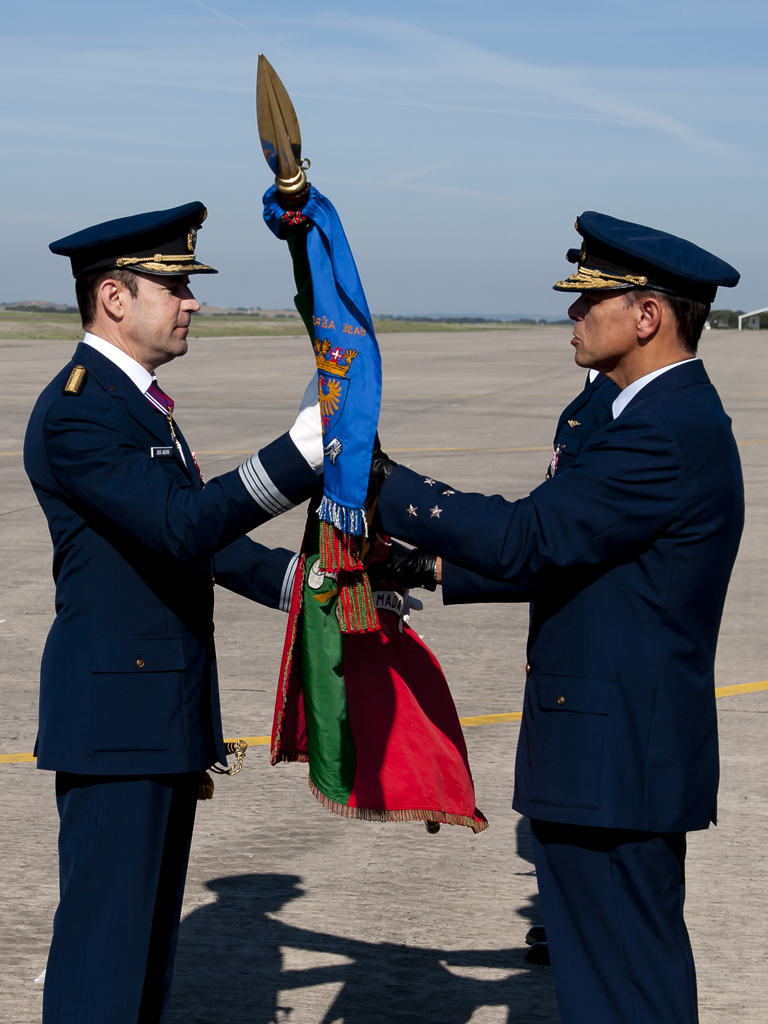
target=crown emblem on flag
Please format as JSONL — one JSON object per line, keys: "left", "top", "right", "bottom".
{"left": 314, "top": 338, "right": 358, "bottom": 377}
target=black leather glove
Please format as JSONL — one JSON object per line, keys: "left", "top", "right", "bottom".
{"left": 368, "top": 434, "right": 398, "bottom": 500}
{"left": 383, "top": 540, "right": 438, "bottom": 592}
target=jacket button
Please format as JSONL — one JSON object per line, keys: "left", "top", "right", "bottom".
{"left": 136, "top": 658, "right": 145, "bottom": 668}
{"left": 525, "top": 662, "right": 531, "bottom": 676}
{"left": 557, "top": 695, "right": 565, "bottom": 705}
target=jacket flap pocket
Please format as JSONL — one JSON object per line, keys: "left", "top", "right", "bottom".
{"left": 558, "top": 429, "right": 583, "bottom": 455}
{"left": 537, "top": 675, "right": 612, "bottom": 715}
{"left": 92, "top": 636, "right": 185, "bottom": 673}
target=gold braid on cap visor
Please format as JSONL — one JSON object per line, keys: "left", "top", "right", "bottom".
{"left": 554, "top": 265, "right": 649, "bottom": 291}
{"left": 115, "top": 253, "right": 214, "bottom": 273}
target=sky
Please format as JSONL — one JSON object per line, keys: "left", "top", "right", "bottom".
{"left": 1, "top": 0, "right": 767, "bottom": 316}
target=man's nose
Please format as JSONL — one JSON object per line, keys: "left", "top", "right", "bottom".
{"left": 568, "top": 296, "right": 587, "bottom": 322}
{"left": 181, "top": 291, "right": 200, "bottom": 313}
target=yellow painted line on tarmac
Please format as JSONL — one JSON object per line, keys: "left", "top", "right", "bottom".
{"left": 459, "top": 712, "right": 523, "bottom": 726}
{"left": 715, "top": 680, "right": 768, "bottom": 697}
{"left": 2, "top": 684, "right": 765, "bottom": 765}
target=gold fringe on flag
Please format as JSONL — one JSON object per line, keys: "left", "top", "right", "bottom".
{"left": 308, "top": 775, "right": 489, "bottom": 833}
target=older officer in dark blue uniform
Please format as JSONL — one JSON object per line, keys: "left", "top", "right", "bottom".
{"left": 25, "top": 203, "right": 323, "bottom": 1024}
{"left": 371, "top": 213, "right": 744, "bottom": 1024}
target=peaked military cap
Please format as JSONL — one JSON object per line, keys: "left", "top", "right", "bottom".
{"left": 49, "top": 201, "right": 217, "bottom": 278}
{"left": 554, "top": 211, "right": 739, "bottom": 304}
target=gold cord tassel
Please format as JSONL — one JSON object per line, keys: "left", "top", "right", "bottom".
{"left": 197, "top": 740, "right": 249, "bottom": 802}
{"left": 198, "top": 771, "right": 215, "bottom": 801}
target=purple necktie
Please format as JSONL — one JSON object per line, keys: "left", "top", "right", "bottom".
{"left": 144, "top": 381, "right": 185, "bottom": 463}
{"left": 144, "top": 381, "right": 174, "bottom": 417}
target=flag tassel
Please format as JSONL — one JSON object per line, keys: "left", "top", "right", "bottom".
{"left": 337, "top": 570, "right": 379, "bottom": 633}
{"left": 318, "top": 520, "right": 365, "bottom": 573}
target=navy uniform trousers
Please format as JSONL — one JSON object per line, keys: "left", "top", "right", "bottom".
{"left": 393, "top": 366, "right": 742, "bottom": 1024}
{"left": 25, "top": 342, "right": 320, "bottom": 1024}
{"left": 531, "top": 822, "right": 695, "bottom": 1024}
{"left": 45, "top": 773, "right": 199, "bottom": 1024}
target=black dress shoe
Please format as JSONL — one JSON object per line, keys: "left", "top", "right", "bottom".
{"left": 525, "top": 941, "right": 551, "bottom": 966}
{"left": 525, "top": 925, "right": 546, "bottom": 945}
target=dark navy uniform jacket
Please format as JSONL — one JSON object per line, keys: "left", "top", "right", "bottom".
{"left": 378, "top": 361, "right": 744, "bottom": 833}
{"left": 24, "top": 342, "right": 318, "bottom": 776}
{"left": 442, "top": 372, "right": 619, "bottom": 605}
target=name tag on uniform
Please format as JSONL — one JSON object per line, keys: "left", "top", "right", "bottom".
{"left": 150, "top": 446, "right": 175, "bottom": 459}
{"left": 372, "top": 590, "right": 404, "bottom": 617}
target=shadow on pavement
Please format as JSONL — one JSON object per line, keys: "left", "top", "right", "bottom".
{"left": 167, "top": 823, "right": 557, "bottom": 1024}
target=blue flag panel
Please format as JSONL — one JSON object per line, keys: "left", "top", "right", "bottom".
{"left": 263, "top": 185, "right": 382, "bottom": 536}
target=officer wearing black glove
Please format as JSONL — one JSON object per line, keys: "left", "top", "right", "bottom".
{"left": 368, "top": 436, "right": 398, "bottom": 498}
{"left": 376, "top": 539, "right": 438, "bottom": 591}
{"left": 369, "top": 442, "right": 437, "bottom": 590}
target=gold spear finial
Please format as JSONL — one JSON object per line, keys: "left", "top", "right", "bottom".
{"left": 257, "top": 54, "right": 311, "bottom": 194}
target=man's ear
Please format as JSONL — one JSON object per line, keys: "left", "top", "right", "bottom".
{"left": 98, "top": 278, "right": 127, "bottom": 322}
{"left": 635, "top": 295, "right": 663, "bottom": 340}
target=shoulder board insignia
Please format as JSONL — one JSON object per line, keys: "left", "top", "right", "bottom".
{"left": 567, "top": 419, "right": 580, "bottom": 428}
{"left": 63, "top": 365, "right": 87, "bottom": 396}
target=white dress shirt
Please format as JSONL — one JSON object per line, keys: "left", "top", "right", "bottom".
{"left": 82, "top": 332, "right": 156, "bottom": 393}
{"left": 612, "top": 358, "right": 698, "bottom": 420}
{"left": 81, "top": 332, "right": 185, "bottom": 463}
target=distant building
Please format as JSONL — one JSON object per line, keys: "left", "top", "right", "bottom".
{"left": 738, "top": 307, "right": 768, "bottom": 331}
{"left": 708, "top": 311, "right": 735, "bottom": 329}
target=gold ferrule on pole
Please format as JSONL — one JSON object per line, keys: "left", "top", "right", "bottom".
{"left": 276, "top": 166, "right": 307, "bottom": 195}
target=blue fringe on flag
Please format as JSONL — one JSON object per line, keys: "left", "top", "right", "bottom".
{"left": 317, "top": 496, "right": 366, "bottom": 537}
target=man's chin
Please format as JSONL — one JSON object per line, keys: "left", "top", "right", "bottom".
{"left": 572, "top": 347, "right": 591, "bottom": 368}
{"left": 173, "top": 331, "right": 189, "bottom": 356}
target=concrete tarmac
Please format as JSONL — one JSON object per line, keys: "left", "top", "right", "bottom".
{"left": 1, "top": 327, "right": 766, "bottom": 1023}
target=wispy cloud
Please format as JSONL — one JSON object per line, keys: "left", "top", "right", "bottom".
{"left": 0, "top": 67, "right": 251, "bottom": 94}
{"left": 322, "top": 15, "right": 737, "bottom": 155}
{"left": 0, "top": 68, "right": 669, "bottom": 131}
{"left": 184, "top": 0, "right": 261, "bottom": 38}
